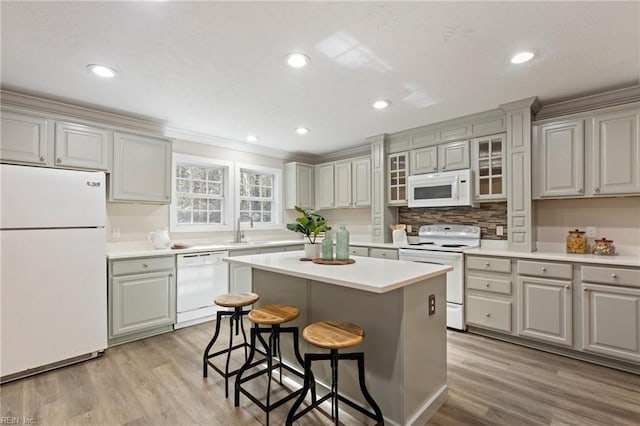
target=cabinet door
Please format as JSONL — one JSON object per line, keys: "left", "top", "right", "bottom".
{"left": 315, "top": 164, "right": 335, "bottom": 209}
{"left": 518, "top": 276, "right": 572, "bottom": 346}
{"left": 438, "top": 140, "right": 470, "bottom": 171}
{"left": 388, "top": 152, "right": 408, "bottom": 205}
{"left": 334, "top": 162, "right": 352, "bottom": 208}
{"left": 582, "top": 283, "right": 640, "bottom": 363}
{"left": 593, "top": 109, "right": 640, "bottom": 195}
{"left": 409, "top": 146, "right": 437, "bottom": 175}
{"left": 110, "top": 132, "right": 172, "bottom": 203}
{"left": 0, "top": 111, "right": 48, "bottom": 165}
{"left": 229, "top": 264, "right": 252, "bottom": 294}
{"left": 534, "top": 120, "right": 584, "bottom": 198}
{"left": 111, "top": 271, "right": 175, "bottom": 337}
{"left": 54, "top": 122, "right": 110, "bottom": 170}
{"left": 472, "top": 133, "right": 506, "bottom": 200}
{"left": 352, "top": 158, "right": 371, "bottom": 207}
{"left": 296, "top": 164, "right": 315, "bottom": 210}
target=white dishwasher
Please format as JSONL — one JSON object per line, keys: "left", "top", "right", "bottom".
{"left": 176, "top": 251, "right": 229, "bottom": 329}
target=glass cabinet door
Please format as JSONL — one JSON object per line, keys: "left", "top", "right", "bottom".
{"left": 473, "top": 134, "right": 505, "bottom": 200}
{"left": 388, "top": 152, "right": 408, "bottom": 205}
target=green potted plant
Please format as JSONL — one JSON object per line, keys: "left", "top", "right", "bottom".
{"left": 286, "top": 206, "right": 331, "bottom": 258}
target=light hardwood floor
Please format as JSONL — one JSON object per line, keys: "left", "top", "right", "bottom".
{"left": 1, "top": 322, "right": 638, "bottom": 425}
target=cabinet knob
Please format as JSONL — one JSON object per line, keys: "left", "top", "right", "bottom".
{"left": 39, "top": 155, "right": 46, "bottom": 162}
{"left": 541, "top": 267, "right": 547, "bottom": 272}
{"left": 485, "top": 282, "right": 490, "bottom": 287}
{"left": 142, "top": 263, "right": 148, "bottom": 268}
{"left": 169, "top": 273, "right": 174, "bottom": 277}
{"left": 485, "top": 313, "right": 491, "bottom": 317}
{"left": 485, "top": 262, "right": 490, "bottom": 267}
{"left": 565, "top": 285, "right": 570, "bottom": 289}
{"left": 382, "top": 253, "right": 386, "bottom": 256}
{"left": 442, "top": 166, "right": 446, "bottom": 170}
{"left": 56, "top": 158, "right": 62, "bottom": 164}
{"left": 611, "top": 273, "right": 617, "bottom": 278}
{"left": 594, "top": 187, "right": 600, "bottom": 193}
{"left": 578, "top": 187, "right": 583, "bottom": 193}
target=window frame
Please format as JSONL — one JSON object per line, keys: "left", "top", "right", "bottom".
{"left": 235, "top": 163, "right": 283, "bottom": 230}
{"left": 170, "top": 153, "right": 234, "bottom": 232}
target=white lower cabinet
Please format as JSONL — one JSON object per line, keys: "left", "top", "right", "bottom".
{"left": 466, "top": 255, "right": 514, "bottom": 333}
{"left": 108, "top": 256, "right": 176, "bottom": 345}
{"left": 581, "top": 266, "right": 640, "bottom": 363}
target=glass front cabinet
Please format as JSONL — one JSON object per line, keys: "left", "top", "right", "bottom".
{"left": 388, "top": 152, "right": 408, "bottom": 205}
{"left": 472, "top": 133, "right": 506, "bottom": 201}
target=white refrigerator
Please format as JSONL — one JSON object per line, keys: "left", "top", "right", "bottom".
{"left": 1, "top": 164, "right": 107, "bottom": 382}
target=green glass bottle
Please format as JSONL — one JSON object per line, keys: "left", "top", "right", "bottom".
{"left": 335, "top": 225, "right": 350, "bottom": 260}
{"left": 321, "top": 232, "right": 334, "bottom": 261}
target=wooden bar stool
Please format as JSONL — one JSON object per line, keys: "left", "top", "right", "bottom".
{"left": 234, "top": 304, "right": 315, "bottom": 425}
{"left": 202, "top": 292, "right": 262, "bottom": 398}
{"left": 286, "top": 321, "right": 384, "bottom": 426}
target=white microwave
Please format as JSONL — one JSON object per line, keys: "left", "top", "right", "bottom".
{"left": 407, "top": 169, "right": 477, "bottom": 208}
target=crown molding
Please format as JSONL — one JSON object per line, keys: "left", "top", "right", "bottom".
{"left": 499, "top": 96, "right": 541, "bottom": 114}
{"left": 317, "top": 143, "right": 371, "bottom": 163}
{"left": 535, "top": 85, "right": 640, "bottom": 120}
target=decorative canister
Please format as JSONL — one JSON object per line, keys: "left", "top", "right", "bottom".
{"left": 592, "top": 237, "right": 616, "bottom": 256}
{"left": 566, "top": 229, "right": 588, "bottom": 254}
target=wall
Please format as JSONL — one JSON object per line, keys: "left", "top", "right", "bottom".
{"left": 398, "top": 202, "right": 507, "bottom": 240}
{"left": 107, "top": 138, "right": 299, "bottom": 243}
{"left": 534, "top": 197, "right": 640, "bottom": 251}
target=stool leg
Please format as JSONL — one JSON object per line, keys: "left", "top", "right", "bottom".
{"left": 239, "top": 309, "right": 249, "bottom": 360}
{"left": 203, "top": 310, "right": 224, "bottom": 378}
{"left": 222, "top": 310, "right": 237, "bottom": 398}
{"left": 285, "top": 353, "right": 313, "bottom": 426}
{"left": 355, "top": 353, "right": 384, "bottom": 425}
{"left": 265, "top": 326, "right": 278, "bottom": 426}
{"left": 331, "top": 349, "right": 339, "bottom": 425}
{"left": 234, "top": 326, "right": 257, "bottom": 407}
{"left": 291, "top": 327, "right": 316, "bottom": 403}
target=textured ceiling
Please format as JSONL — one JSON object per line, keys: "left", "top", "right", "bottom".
{"left": 1, "top": 1, "right": 638, "bottom": 156}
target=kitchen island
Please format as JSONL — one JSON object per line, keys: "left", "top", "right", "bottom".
{"left": 225, "top": 251, "right": 452, "bottom": 426}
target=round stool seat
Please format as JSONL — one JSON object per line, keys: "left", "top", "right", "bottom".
{"left": 215, "top": 292, "right": 259, "bottom": 308}
{"left": 248, "top": 304, "right": 299, "bottom": 325}
{"left": 303, "top": 321, "right": 364, "bottom": 350}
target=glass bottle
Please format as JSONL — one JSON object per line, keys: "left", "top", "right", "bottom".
{"left": 321, "top": 232, "right": 334, "bottom": 261}
{"left": 335, "top": 225, "right": 350, "bottom": 261}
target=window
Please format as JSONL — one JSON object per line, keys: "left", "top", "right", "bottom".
{"left": 236, "top": 164, "right": 282, "bottom": 228}
{"left": 170, "top": 154, "right": 233, "bottom": 232}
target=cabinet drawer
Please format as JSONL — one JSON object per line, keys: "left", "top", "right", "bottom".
{"left": 582, "top": 266, "right": 640, "bottom": 288}
{"left": 369, "top": 248, "right": 399, "bottom": 260}
{"left": 112, "top": 256, "right": 175, "bottom": 276}
{"left": 467, "top": 256, "right": 511, "bottom": 273}
{"left": 467, "top": 275, "right": 512, "bottom": 295}
{"left": 350, "top": 246, "right": 369, "bottom": 257}
{"left": 467, "top": 295, "right": 512, "bottom": 332}
{"left": 518, "top": 260, "right": 572, "bottom": 280}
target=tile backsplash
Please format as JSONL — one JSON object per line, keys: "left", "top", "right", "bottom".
{"left": 398, "top": 202, "right": 507, "bottom": 240}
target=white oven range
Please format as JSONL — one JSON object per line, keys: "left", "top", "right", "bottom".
{"left": 398, "top": 224, "right": 480, "bottom": 330}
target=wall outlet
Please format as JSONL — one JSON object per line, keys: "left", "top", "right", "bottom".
{"left": 407, "top": 224, "right": 412, "bottom": 233}
{"left": 586, "top": 227, "right": 597, "bottom": 238}
{"left": 428, "top": 294, "right": 436, "bottom": 316}
{"left": 496, "top": 225, "right": 504, "bottom": 236}
{"left": 112, "top": 227, "right": 120, "bottom": 239}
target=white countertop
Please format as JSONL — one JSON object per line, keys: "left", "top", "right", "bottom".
{"left": 464, "top": 247, "right": 640, "bottom": 267}
{"left": 225, "top": 251, "right": 452, "bottom": 294}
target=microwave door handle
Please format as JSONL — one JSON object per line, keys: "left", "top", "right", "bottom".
{"left": 452, "top": 176, "right": 460, "bottom": 200}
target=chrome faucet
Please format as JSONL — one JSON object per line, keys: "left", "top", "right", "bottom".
{"left": 235, "top": 214, "right": 254, "bottom": 243}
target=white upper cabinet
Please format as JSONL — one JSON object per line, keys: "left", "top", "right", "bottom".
{"left": 409, "top": 146, "right": 437, "bottom": 175}
{"left": 352, "top": 157, "right": 371, "bottom": 207}
{"left": 438, "top": 140, "right": 470, "bottom": 171}
{"left": 472, "top": 133, "right": 506, "bottom": 201}
{"left": 533, "top": 120, "right": 584, "bottom": 198}
{"left": 54, "top": 122, "right": 110, "bottom": 171}
{"left": 387, "top": 152, "right": 408, "bottom": 205}
{"left": 109, "top": 132, "right": 172, "bottom": 204}
{"left": 314, "top": 163, "right": 335, "bottom": 209}
{"left": 284, "top": 162, "right": 314, "bottom": 210}
{"left": 334, "top": 161, "right": 352, "bottom": 208}
{"left": 1, "top": 111, "right": 49, "bottom": 165}
{"left": 592, "top": 109, "right": 640, "bottom": 195}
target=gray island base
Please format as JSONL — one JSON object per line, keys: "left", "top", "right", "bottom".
{"left": 225, "top": 251, "right": 451, "bottom": 426}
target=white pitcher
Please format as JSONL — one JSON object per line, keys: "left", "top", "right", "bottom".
{"left": 148, "top": 229, "right": 171, "bottom": 249}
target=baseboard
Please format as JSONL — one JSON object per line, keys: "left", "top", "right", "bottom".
{"left": 407, "top": 384, "right": 449, "bottom": 426}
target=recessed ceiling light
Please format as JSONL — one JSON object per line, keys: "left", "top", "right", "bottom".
{"left": 295, "top": 127, "right": 309, "bottom": 135}
{"left": 373, "top": 100, "right": 391, "bottom": 110}
{"left": 510, "top": 51, "right": 536, "bottom": 64}
{"left": 246, "top": 135, "right": 259, "bottom": 142}
{"left": 285, "top": 53, "right": 310, "bottom": 68}
{"left": 87, "top": 64, "right": 118, "bottom": 78}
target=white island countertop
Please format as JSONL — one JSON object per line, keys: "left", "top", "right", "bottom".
{"left": 225, "top": 250, "right": 452, "bottom": 294}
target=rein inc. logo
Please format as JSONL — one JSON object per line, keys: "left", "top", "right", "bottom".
{"left": 0, "top": 418, "right": 36, "bottom": 425}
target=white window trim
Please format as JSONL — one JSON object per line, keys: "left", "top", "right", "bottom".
{"left": 235, "top": 162, "right": 283, "bottom": 230}
{"left": 170, "top": 153, "right": 234, "bottom": 232}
